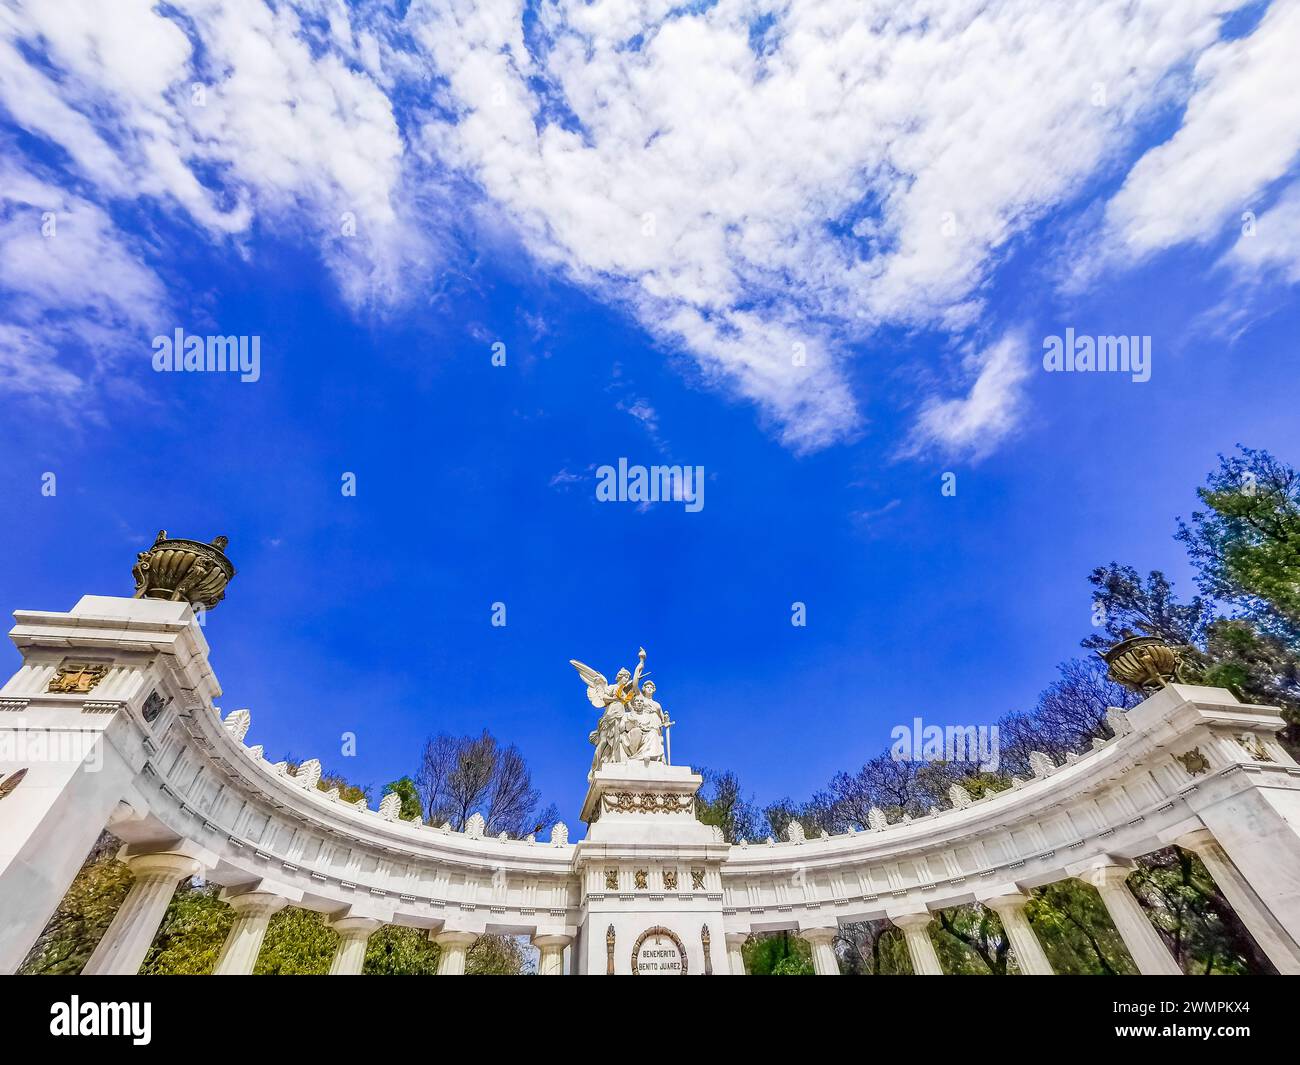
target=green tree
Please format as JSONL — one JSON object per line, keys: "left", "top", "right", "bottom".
{"left": 743, "top": 930, "right": 814, "bottom": 975}
{"left": 1025, "top": 882, "right": 1135, "bottom": 975}
{"left": 1129, "top": 846, "right": 1273, "bottom": 975}
{"left": 19, "top": 841, "right": 129, "bottom": 975}
{"left": 140, "top": 885, "right": 231, "bottom": 974}
{"left": 934, "top": 904, "right": 1009, "bottom": 974}
{"left": 254, "top": 908, "right": 338, "bottom": 974}
{"left": 1177, "top": 446, "right": 1300, "bottom": 639}
{"left": 364, "top": 926, "right": 441, "bottom": 975}
{"left": 383, "top": 775, "right": 424, "bottom": 821}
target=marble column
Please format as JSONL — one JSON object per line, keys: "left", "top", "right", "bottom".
{"left": 1077, "top": 862, "right": 1181, "bottom": 975}
{"left": 985, "top": 893, "right": 1054, "bottom": 975}
{"left": 725, "top": 933, "right": 748, "bottom": 975}
{"left": 800, "top": 926, "right": 840, "bottom": 975}
{"left": 890, "top": 911, "right": 944, "bottom": 975}
{"left": 328, "top": 916, "right": 382, "bottom": 976}
{"left": 532, "top": 934, "right": 571, "bottom": 976}
{"left": 1177, "top": 829, "right": 1300, "bottom": 974}
{"left": 82, "top": 852, "right": 201, "bottom": 975}
{"left": 213, "top": 891, "right": 287, "bottom": 975}
{"left": 434, "top": 930, "right": 478, "bottom": 975}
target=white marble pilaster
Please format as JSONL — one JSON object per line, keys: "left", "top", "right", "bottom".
{"left": 82, "top": 852, "right": 200, "bottom": 975}
{"left": 1176, "top": 829, "right": 1300, "bottom": 974}
{"left": 725, "top": 932, "right": 748, "bottom": 975}
{"left": 328, "top": 916, "right": 382, "bottom": 976}
{"left": 1076, "top": 861, "right": 1181, "bottom": 975}
{"left": 434, "top": 929, "right": 478, "bottom": 975}
{"left": 889, "top": 910, "right": 944, "bottom": 975}
{"left": 984, "top": 893, "right": 1055, "bottom": 975}
{"left": 531, "top": 934, "right": 571, "bottom": 976}
{"left": 212, "top": 891, "right": 287, "bottom": 975}
{"left": 799, "top": 926, "right": 840, "bottom": 975}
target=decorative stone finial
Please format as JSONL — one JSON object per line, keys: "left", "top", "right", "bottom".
{"left": 1105, "top": 707, "right": 1133, "bottom": 738}
{"left": 295, "top": 759, "right": 322, "bottom": 789}
{"left": 785, "top": 820, "right": 806, "bottom": 843}
{"left": 1028, "top": 751, "right": 1055, "bottom": 777}
{"left": 223, "top": 708, "right": 251, "bottom": 742}
{"left": 131, "top": 530, "right": 236, "bottom": 609}
{"left": 949, "top": 784, "right": 973, "bottom": 809}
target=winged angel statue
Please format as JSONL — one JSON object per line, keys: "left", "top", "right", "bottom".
{"left": 570, "top": 648, "right": 671, "bottom": 773}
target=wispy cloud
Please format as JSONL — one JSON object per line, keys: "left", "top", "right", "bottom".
{"left": 0, "top": 0, "right": 1295, "bottom": 456}
{"left": 907, "top": 333, "right": 1031, "bottom": 460}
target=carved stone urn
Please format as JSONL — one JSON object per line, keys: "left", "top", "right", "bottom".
{"left": 1100, "top": 634, "right": 1187, "bottom": 693}
{"left": 131, "top": 530, "right": 235, "bottom": 610}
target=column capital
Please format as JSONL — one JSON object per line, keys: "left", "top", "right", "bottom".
{"left": 889, "top": 910, "right": 935, "bottom": 931}
{"left": 980, "top": 891, "right": 1031, "bottom": 913}
{"left": 724, "top": 932, "right": 749, "bottom": 948}
{"left": 1074, "top": 859, "right": 1137, "bottom": 891}
{"left": 122, "top": 851, "right": 202, "bottom": 882}
{"left": 531, "top": 933, "right": 573, "bottom": 950}
{"left": 798, "top": 925, "right": 838, "bottom": 945}
{"left": 433, "top": 929, "right": 479, "bottom": 949}
{"left": 330, "top": 916, "right": 383, "bottom": 938}
{"left": 1174, "top": 828, "right": 1217, "bottom": 853}
{"left": 224, "top": 890, "right": 289, "bottom": 918}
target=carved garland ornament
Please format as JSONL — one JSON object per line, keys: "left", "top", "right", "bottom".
{"left": 602, "top": 791, "right": 694, "bottom": 815}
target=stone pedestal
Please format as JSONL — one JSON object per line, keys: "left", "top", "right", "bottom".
{"left": 574, "top": 762, "right": 728, "bottom": 974}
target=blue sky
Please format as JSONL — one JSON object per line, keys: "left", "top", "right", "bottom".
{"left": 2, "top": 0, "right": 1299, "bottom": 824}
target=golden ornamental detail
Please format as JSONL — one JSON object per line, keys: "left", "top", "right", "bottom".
{"left": 48, "top": 662, "right": 109, "bottom": 694}
{"left": 602, "top": 791, "right": 693, "bottom": 814}
{"left": 1175, "top": 747, "right": 1211, "bottom": 777}
{"left": 1100, "top": 632, "right": 1191, "bottom": 693}
{"left": 132, "top": 530, "right": 235, "bottom": 610}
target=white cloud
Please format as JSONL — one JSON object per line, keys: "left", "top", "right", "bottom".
{"left": 908, "top": 333, "right": 1030, "bottom": 459}
{"left": 0, "top": 161, "right": 169, "bottom": 400}
{"left": 0, "top": 0, "right": 425, "bottom": 318}
{"left": 3, "top": 0, "right": 1295, "bottom": 456}
{"left": 1224, "top": 180, "right": 1300, "bottom": 285}
{"left": 1104, "top": 0, "right": 1300, "bottom": 257}
{"left": 404, "top": 0, "right": 1244, "bottom": 450}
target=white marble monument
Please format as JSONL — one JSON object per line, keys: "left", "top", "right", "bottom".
{"left": 2, "top": 537, "right": 1300, "bottom": 976}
